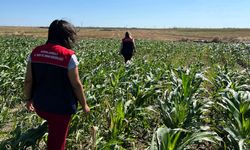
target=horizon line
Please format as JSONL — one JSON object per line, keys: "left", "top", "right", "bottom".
{"left": 0, "top": 25, "right": 250, "bottom": 30}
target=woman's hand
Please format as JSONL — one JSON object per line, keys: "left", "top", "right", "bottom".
{"left": 26, "top": 100, "right": 35, "bottom": 112}
{"left": 68, "top": 67, "right": 91, "bottom": 114}
{"left": 83, "top": 104, "right": 90, "bottom": 113}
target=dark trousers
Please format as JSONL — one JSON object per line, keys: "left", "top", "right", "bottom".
{"left": 36, "top": 109, "right": 71, "bottom": 150}
{"left": 122, "top": 54, "right": 133, "bottom": 63}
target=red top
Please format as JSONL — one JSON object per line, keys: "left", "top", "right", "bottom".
{"left": 31, "top": 43, "right": 75, "bottom": 68}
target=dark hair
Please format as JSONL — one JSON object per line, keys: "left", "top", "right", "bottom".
{"left": 125, "top": 31, "right": 130, "bottom": 38}
{"left": 47, "top": 19, "right": 76, "bottom": 49}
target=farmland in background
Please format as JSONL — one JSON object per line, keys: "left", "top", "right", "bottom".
{"left": 0, "top": 28, "right": 249, "bottom": 149}
{"left": 1, "top": 27, "right": 250, "bottom": 42}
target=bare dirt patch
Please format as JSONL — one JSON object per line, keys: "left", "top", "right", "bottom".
{"left": 1, "top": 26, "right": 250, "bottom": 43}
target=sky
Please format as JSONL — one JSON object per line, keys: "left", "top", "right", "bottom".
{"left": 0, "top": 0, "right": 249, "bottom": 28}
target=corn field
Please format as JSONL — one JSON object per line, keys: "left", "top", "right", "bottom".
{"left": 0, "top": 36, "right": 250, "bottom": 150}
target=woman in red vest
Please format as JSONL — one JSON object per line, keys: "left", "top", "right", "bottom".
{"left": 120, "top": 31, "right": 136, "bottom": 63}
{"left": 24, "top": 19, "right": 90, "bottom": 150}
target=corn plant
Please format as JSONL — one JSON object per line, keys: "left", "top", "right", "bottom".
{"left": 1, "top": 36, "right": 250, "bottom": 149}
{"left": 215, "top": 88, "right": 250, "bottom": 149}
{"left": 150, "top": 127, "right": 221, "bottom": 150}
{"left": 102, "top": 99, "right": 128, "bottom": 149}
{"left": 211, "top": 66, "right": 250, "bottom": 149}
{"left": 0, "top": 121, "right": 47, "bottom": 150}
{"left": 158, "top": 67, "right": 209, "bottom": 128}
{"left": 151, "top": 66, "right": 222, "bottom": 149}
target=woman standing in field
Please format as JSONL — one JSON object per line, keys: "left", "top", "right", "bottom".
{"left": 120, "top": 31, "right": 136, "bottom": 63}
{"left": 24, "top": 19, "right": 90, "bottom": 150}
